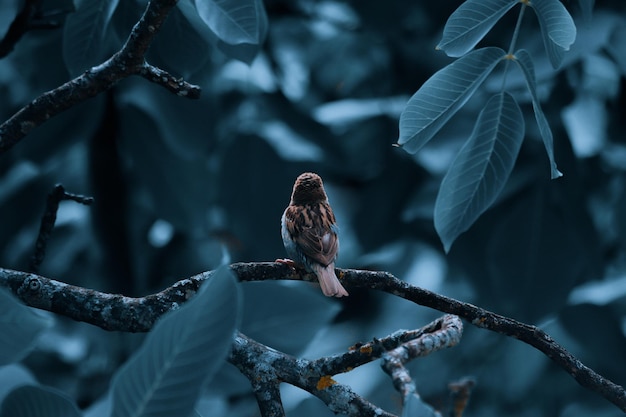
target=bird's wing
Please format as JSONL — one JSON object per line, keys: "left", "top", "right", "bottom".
{"left": 284, "top": 204, "right": 338, "bottom": 267}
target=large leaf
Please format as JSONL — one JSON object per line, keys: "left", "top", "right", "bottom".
{"left": 0, "top": 385, "right": 81, "bottom": 417}
{"left": 154, "top": 6, "right": 210, "bottom": 78}
{"left": 63, "top": 0, "right": 119, "bottom": 77}
{"left": 437, "top": 0, "right": 518, "bottom": 57}
{"left": 240, "top": 282, "right": 340, "bottom": 355}
{"left": 0, "top": 365, "right": 36, "bottom": 404}
{"left": 0, "top": 289, "right": 52, "bottom": 366}
{"left": 110, "top": 267, "right": 239, "bottom": 417}
{"left": 206, "top": 282, "right": 340, "bottom": 397}
{"left": 529, "top": 0, "right": 576, "bottom": 68}
{"left": 514, "top": 49, "right": 562, "bottom": 178}
{"left": 117, "top": 99, "right": 214, "bottom": 236}
{"left": 398, "top": 47, "right": 505, "bottom": 154}
{"left": 195, "top": 0, "right": 267, "bottom": 46}
{"left": 435, "top": 92, "right": 524, "bottom": 252}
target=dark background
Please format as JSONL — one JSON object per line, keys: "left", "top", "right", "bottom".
{"left": 0, "top": 0, "right": 625, "bottom": 416}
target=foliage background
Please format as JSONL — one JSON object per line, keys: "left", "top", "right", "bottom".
{"left": 0, "top": 0, "right": 626, "bottom": 416}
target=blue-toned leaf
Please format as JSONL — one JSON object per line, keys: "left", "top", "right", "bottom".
{"left": 63, "top": 0, "right": 119, "bottom": 76}
{"left": 514, "top": 49, "right": 562, "bottom": 178}
{"left": 110, "top": 267, "right": 239, "bottom": 417}
{"left": 578, "top": 0, "right": 595, "bottom": 20}
{"left": 401, "top": 393, "right": 438, "bottom": 417}
{"left": 398, "top": 47, "right": 505, "bottom": 154}
{"left": 0, "top": 385, "right": 81, "bottom": 417}
{"left": 437, "top": 0, "right": 518, "bottom": 57}
{"left": 240, "top": 282, "right": 340, "bottom": 355}
{"left": 435, "top": 92, "right": 524, "bottom": 252}
{"left": 530, "top": 0, "right": 576, "bottom": 68}
{"left": 195, "top": 0, "right": 267, "bottom": 46}
{"left": 154, "top": 6, "right": 209, "bottom": 78}
{"left": 0, "top": 289, "right": 52, "bottom": 366}
{"left": 0, "top": 365, "right": 36, "bottom": 404}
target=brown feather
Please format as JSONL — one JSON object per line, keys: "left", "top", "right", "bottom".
{"left": 283, "top": 202, "right": 338, "bottom": 267}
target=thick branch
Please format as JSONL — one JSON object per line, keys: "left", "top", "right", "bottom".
{"left": 0, "top": 0, "right": 201, "bottom": 154}
{"left": 380, "top": 315, "right": 462, "bottom": 399}
{"left": 231, "top": 332, "right": 397, "bottom": 417}
{"left": 0, "top": 263, "right": 624, "bottom": 412}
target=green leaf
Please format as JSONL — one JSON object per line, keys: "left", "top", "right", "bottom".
{"left": 514, "top": 49, "right": 562, "bottom": 178}
{"left": 195, "top": 0, "right": 267, "bottom": 46}
{"left": 529, "top": 0, "right": 576, "bottom": 68}
{"left": 0, "top": 289, "right": 52, "bottom": 366}
{"left": 0, "top": 385, "right": 81, "bottom": 417}
{"left": 435, "top": 92, "right": 524, "bottom": 252}
{"left": 437, "top": 0, "right": 518, "bottom": 57}
{"left": 398, "top": 47, "right": 505, "bottom": 154}
{"left": 110, "top": 267, "right": 239, "bottom": 417}
{"left": 63, "top": 0, "right": 119, "bottom": 77}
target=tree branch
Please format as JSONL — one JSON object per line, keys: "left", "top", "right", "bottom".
{"left": 0, "top": 0, "right": 70, "bottom": 58}
{"left": 380, "top": 315, "right": 462, "bottom": 399}
{"left": 30, "top": 184, "right": 93, "bottom": 273}
{"left": 0, "top": 0, "right": 201, "bottom": 154}
{"left": 0, "top": 263, "right": 624, "bottom": 412}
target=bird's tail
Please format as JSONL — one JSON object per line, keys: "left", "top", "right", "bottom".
{"left": 312, "top": 263, "right": 349, "bottom": 297}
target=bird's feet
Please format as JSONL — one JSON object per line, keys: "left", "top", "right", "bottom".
{"left": 275, "top": 258, "right": 297, "bottom": 268}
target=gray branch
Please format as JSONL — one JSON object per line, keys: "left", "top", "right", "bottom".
{"left": 0, "top": 0, "right": 201, "bottom": 154}
{"left": 0, "top": 263, "right": 625, "bottom": 412}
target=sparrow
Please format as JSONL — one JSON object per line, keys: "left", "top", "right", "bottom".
{"left": 279, "top": 172, "right": 349, "bottom": 297}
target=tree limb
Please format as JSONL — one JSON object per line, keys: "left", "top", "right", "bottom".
{"left": 0, "top": 0, "right": 201, "bottom": 154}
{"left": 0, "top": 263, "right": 624, "bottom": 412}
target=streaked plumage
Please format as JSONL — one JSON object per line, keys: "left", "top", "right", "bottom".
{"left": 280, "top": 172, "right": 348, "bottom": 297}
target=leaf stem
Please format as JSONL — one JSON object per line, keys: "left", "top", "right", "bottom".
{"left": 508, "top": 2, "right": 527, "bottom": 55}
{"left": 501, "top": 2, "right": 527, "bottom": 90}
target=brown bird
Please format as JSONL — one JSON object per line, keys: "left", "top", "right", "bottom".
{"left": 279, "top": 172, "right": 349, "bottom": 297}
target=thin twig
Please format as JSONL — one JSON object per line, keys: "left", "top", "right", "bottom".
{"left": 0, "top": 0, "right": 200, "bottom": 154}
{"left": 0, "top": 0, "right": 71, "bottom": 58}
{"left": 30, "top": 184, "right": 93, "bottom": 273}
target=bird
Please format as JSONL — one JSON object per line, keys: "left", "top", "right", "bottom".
{"left": 279, "top": 172, "right": 349, "bottom": 297}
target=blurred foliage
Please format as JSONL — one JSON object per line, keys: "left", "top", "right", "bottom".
{"left": 0, "top": 0, "right": 626, "bottom": 416}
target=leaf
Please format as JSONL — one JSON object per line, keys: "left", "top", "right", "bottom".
{"left": 397, "top": 47, "right": 505, "bottom": 154}
{"left": 110, "top": 267, "right": 239, "bottom": 417}
{"left": 561, "top": 94, "right": 606, "bottom": 158}
{"left": 206, "top": 282, "right": 341, "bottom": 397}
{"left": 63, "top": 0, "right": 119, "bottom": 77}
{"left": 401, "top": 393, "right": 438, "bottom": 417}
{"left": 0, "top": 289, "right": 52, "bottom": 366}
{"left": 514, "top": 49, "right": 562, "bottom": 178}
{"left": 0, "top": 365, "right": 36, "bottom": 404}
{"left": 117, "top": 100, "right": 214, "bottom": 235}
{"left": 437, "top": 0, "right": 519, "bottom": 57}
{"left": 578, "top": 0, "right": 595, "bottom": 20}
{"left": 529, "top": 0, "right": 576, "bottom": 68}
{"left": 154, "top": 6, "right": 210, "bottom": 78}
{"left": 485, "top": 184, "right": 589, "bottom": 322}
{"left": 0, "top": 385, "right": 81, "bottom": 417}
{"left": 195, "top": 0, "right": 268, "bottom": 46}
{"left": 435, "top": 92, "right": 524, "bottom": 252}
{"left": 240, "top": 282, "right": 340, "bottom": 355}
